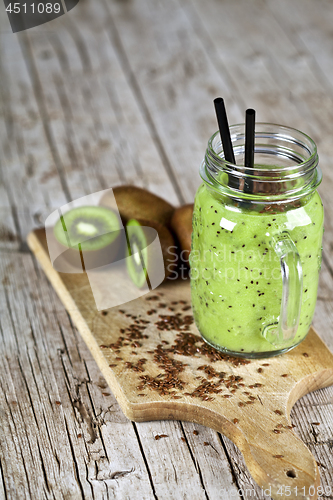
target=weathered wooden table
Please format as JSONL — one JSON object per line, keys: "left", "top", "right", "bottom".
{"left": 1, "top": 0, "right": 333, "bottom": 498}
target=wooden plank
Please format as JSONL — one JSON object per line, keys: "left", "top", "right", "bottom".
{"left": 22, "top": 4, "right": 181, "bottom": 205}
{"left": 0, "top": 13, "right": 68, "bottom": 209}
{"left": 1, "top": 0, "right": 333, "bottom": 498}
{"left": 24, "top": 228, "right": 243, "bottom": 499}
{"left": 0, "top": 249, "right": 242, "bottom": 500}
{"left": 104, "top": 0, "right": 244, "bottom": 203}
{"left": 1, "top": 2, "right": 226, "bottom": 497}
{"left": 188, "top": 0, "right": 333, "bottom": 268}
{"left": 0, "top": 6, "right": 68, "bottom": 248}
{"left": 0, "top": 252, "right": 158, "bottom": 499}
{"left": 183, "top": 2, "right": 333, "bottom": 493}
{"left": 98, "top": 2, "right": 333, "bottom": 497}
{"left": 0, "top": 0, "right": 181, "bottom": 248}
{"left": 263, "top": 0, "right": 333, "bottom": 276}
{"left": 12, "top": 2, "right": 244, "bottom": 497}
{"left": 27, "top": 228, "right": 333, "bottom": 499}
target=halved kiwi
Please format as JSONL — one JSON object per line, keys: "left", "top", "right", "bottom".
{"left": 100, "top": 185, "right": 175, "bottom": 226}
{"left": 125, "top": 218, "right": 176, "bottom": 288}
{"left": 170, "top": 203, "right": 194, "bottom": 264}
{"left": 53, "top": 206, "right": 122, "bottom": 271}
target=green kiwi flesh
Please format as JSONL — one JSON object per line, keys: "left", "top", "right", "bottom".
{"left": 54, "top": 206, "right": 120, "bottom": 251}
{"left": 53, "top": 206, "right": 122, "bottom": 271}
{"left": 126, "top": 218, "right": 176, "bottom": 289}
{"left": 126, "top": 219, "right": 149, "bottom": 288}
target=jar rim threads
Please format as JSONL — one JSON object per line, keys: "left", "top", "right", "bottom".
{"left": 202, "top": 123, "right": 321, "bottom": 203}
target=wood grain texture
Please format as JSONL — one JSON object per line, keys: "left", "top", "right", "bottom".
{"left": 1, "top": 0, "right": 333, "bottom": 498}
{"left": 27, "top": 228, "right": 333, "bottom": 500}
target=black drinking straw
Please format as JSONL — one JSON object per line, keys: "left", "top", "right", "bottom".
{"left": 244, "top": 108, "right": 255, "bottom": 193}
{"left": 214, "top": 97, "right": 236, "bottom": 164}
{"left": 245, "top": 108, "right": 255, "bottom": 169}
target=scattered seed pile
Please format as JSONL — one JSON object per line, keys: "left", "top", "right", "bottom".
{"left": 98, "top": 292, "right": 308, "bottom": 448}
{"left": 98, "top": 293, "right": 273, "bottom": 407}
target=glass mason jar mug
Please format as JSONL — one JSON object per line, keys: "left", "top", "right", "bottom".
{"left": 190, "top": 123, "right": 324, "bottom": 358}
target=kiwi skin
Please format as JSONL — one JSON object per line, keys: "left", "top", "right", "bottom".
{"left": 126, "top": 218, "right": 176, "bottom": 286}
{"left": 170, "top": 204, "right": 194, "bottom": 264}
{"left": 100, "top": 185, "right": 175, "bottom": 227}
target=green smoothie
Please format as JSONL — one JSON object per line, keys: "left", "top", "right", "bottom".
{"left": 190, "top": 183, "right": 324, "bottom": 356}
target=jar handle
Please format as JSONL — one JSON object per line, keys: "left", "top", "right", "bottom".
{"left": 262, "top": 232, "right": 303, "bottom": 346}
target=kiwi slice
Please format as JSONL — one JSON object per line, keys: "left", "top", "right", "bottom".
{"left": 100, "top": 185, "right": 175, "bottom": 226}
{"left": 53, "top": 206, "right": 122, "bottom": 271}
{"left": 126, "top": 218, "right": 176, "bottom": 288}
{"left": 170, "top": 203, "right": 194, "bottom": 263}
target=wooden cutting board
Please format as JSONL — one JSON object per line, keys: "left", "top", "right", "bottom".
{"left": 28, "top": 229, "right": 333, "bottom": 500}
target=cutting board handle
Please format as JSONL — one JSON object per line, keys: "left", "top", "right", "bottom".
{"left": 240, "top": 424, "right": 320, "bottom": 499}
{"left": 28, "top": 229, "right": 333, "bottom": 500}
{"left": 150, "top": 404, "right": 321, "bottom": 500}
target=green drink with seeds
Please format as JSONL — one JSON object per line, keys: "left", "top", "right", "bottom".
{"left": 190, "top": 124, "right": 324, "bottom": 358}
